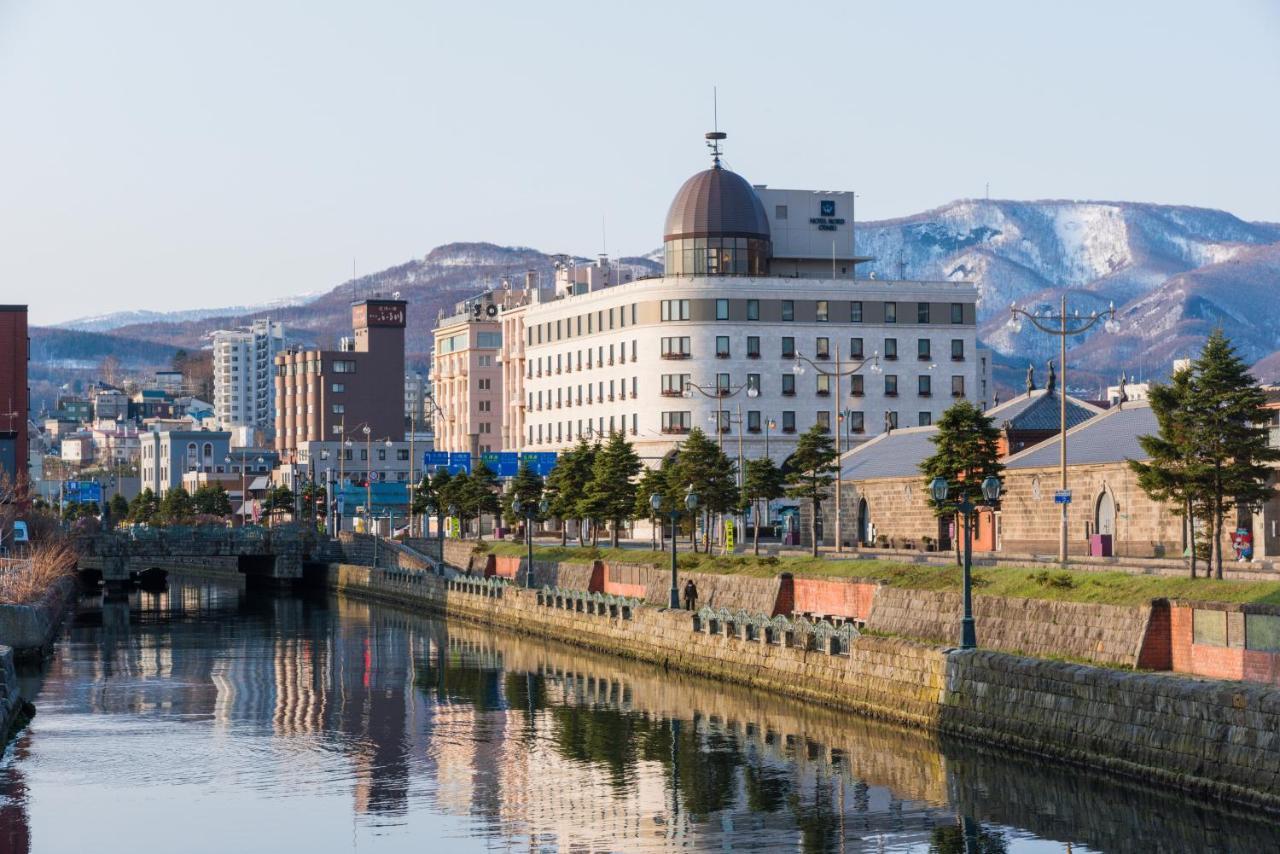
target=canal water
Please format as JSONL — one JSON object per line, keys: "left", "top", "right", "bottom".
{"left": 1, "top": 576, "right": 1277, "bottom": 853}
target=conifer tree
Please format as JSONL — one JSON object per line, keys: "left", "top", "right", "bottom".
{"left": 129, "top": 488, "right": 159, "bottom": 525}
{"left": 544, "top": 438, "right": 596, "bottom": 545}
{"left": 920, "top": 399, "right": 1004, "bottom": 563}
{"left": 1185, "top": 330, "right": 1280, "bottom": 578}
{"left": 634, "top": 465, "right": 669, "bottom": 550}
{"left": 784, "top": 424, "right": 839, "bottom": 557}
{"left": 108, "top": 493, "right": 130, "bottom": 525}
{"left": 672, "top": 427, "right": 738, "bottom": 552}
{"left": 158, "top": 486, "right": 195, "bottom": 525}
{"left": 466, "top": 462, "right": 502, "bottom": 539}
{"left": 501, "top": 462, "right": 544, "bottom": 527}
{"left": 743, "top": 457, "right": 786, "bottom": 555}
{"left": 1131, "top": 365, "right": 1210, "bottom": 577}
{"left": 581, "top": 432, "right": 643, "bottom": 547}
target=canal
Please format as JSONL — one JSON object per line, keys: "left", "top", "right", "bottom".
{"left": 1, "top": 575, "right": 1277, "bottom": 853}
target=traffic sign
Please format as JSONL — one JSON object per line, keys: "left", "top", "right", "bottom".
{"left": 63, "top": 481, "right": 103, "bottom": 504}
{"left": 724, "top": 519, "right": 735, "bottom": 550}
{"left": 519, "top": 451, "right": 558, "bottom": 476}
{"left": 424, "top": 451, "right": 449, "bottom": 467}
{"left": 448, "top": 452, "right": 472, "bottom": 475}
{"left": 1054, "top": 490, "right": 1072, "bottom": 504}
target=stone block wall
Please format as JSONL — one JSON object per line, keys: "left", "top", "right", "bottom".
{"left": 866, "top": 586, "right": 1150, "bottom": 666}
{"left": 943, "top": 649, "right": 1280, "bottom": 809}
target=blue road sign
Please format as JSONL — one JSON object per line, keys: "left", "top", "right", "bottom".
{"left": 424, "top": 451, "right": 449, "bottom": 467}
{"left": 64, "top": 481, "right": 103, "bottom": 504}
{"left": 1054, "top": 490, "right": 1072, "bottom": 504}
{"left": 496, "top": 451, "right": 520, "bottom": 477}
{"left": 448, "top": 452, "right": 472, "bottom": 475}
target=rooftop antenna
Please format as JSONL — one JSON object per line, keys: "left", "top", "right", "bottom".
{"left": 705, "top": 87, "right": 726, "bottom": 167}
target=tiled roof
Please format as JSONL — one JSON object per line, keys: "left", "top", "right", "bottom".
{"left": 988, "top": 389, "right": 1103, "bottom": 432}
{"left": 1005, "top": 401, "right": 1157, "bottom": 469}
{"left": 839, "top": 426, "right": 939, "bottom": 481}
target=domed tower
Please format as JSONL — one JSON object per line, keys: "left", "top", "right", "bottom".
{"left": 663, "top": 132, "right": 771, "bottom": 277}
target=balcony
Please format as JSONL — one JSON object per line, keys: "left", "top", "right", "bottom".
{"left": 661, "top": 353, "right": 691, "bottom": 360}
{"left": 662, "top": 426, "right": 691, "bottom": 435}
{"left": 661, "top": 390, "right": 683, "bottom": 398}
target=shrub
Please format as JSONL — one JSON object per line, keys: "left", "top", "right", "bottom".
{"left": 1028, "top": 570, "right": 1075, "bottom": 590}
{"left": 0, "top": 540, "right": 77, "bottom": 605}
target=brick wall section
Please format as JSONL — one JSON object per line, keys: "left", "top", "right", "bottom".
{"left": 790, "top": 578, "right": 879, "bottom": 620}
{"left": 1165, "top": 601, "right": 1280, "bottom": 686}
{"left": 1135, "top": 600, "right": 1172, "bottom": 671}
{"left": 866, "top": 586, "right": 1150, "bottom": 666}
{"left": 943, "top": 649, "right": 1280, "bottom": 809}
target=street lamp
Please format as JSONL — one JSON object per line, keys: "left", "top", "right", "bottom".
{"left": 931, "top": 475, "right": 1002, "bottom": 649}
{"left": 792, "top": 344, "right": 881, "bottom": 553}
{"left": 652, "top": 486, "right": 699, "bottom": 609}
{"left": 682, "top": 377, "right": 759, "bottom": 448}
{"left": 361, "top": 425, "right": 372, "bottom": 531}
{"left": 1008, "top": 297, "right": 1118, "bottom": 563}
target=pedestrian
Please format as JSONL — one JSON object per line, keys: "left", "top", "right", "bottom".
{"left": 683, "top": 578, "right": 698, "bottom": 611}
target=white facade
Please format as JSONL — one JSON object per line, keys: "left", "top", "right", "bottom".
{"left": 212, "top": 320, "right": 286, "bottom": 442}
{"left": 504, "top": 275, "right": 989, "bottom": 464}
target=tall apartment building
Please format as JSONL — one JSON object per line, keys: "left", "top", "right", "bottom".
{"left": 431, "top": 286, "right": 526, "bottom": 454}
{"left": 404, "top": 370, "right": 433, "bottom": 433}
{"left": 274, "top": 299, "right": 407, "bottom": 461}
{"left": 213, "top": 320, "right": 286, "bottom": 443}
{"left": 0, "top": 305, "right": 29, "bottom": 487}
{"left": 496, "top": 133, "right": 990, "bottom": 464}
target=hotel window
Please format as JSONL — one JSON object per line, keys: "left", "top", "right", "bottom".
{"left": 850, "top": 374, "right": 864, "bottom": 397}
{"left": 775, "top": 204, "right": 788, "bottom": 220}
{"left": 951, "top": 339, "right": 965, "bottom": 361}
{"left": 631, "top": 304, "right": 637, "bottom": 325}
{"left": 662, "top": 411, "right": 691, "bottom": 433}
{"left": 716, "top": 299, "right": 729, "bottom": 320}
{"left": 816, "top": 300, "right": 829, "bottom": 322}
{"left": 884, "top": 338, "right": 898, "bottom": 360}
{"left": 782, "top": 374, "right": 796, "bottom": 396}
{"left": 952, "top": 376, "right": 966, "bottom": 397}
{"left": 782, "top": 411, "right": 796, "bottom": 433}
{"left": 848, "top": 411, "right": 865, "bottom": 433}
{"left": 747, "top": 373, "right": 761, "bottom": 395}
{"left": 631, "top": 340, "right": 637, "bottom": 360}
{"left": 661, "top": 299, "right": 690, "bottom": 321}
{"left": 608, "top": 308, "right": 615, "bottom": 330}
{"left": 378, "top": 448, "right": 387, "bottom": 461}
{"left": 556, "top": 319, "right": 562, "bottom": 339}
{"left": 885, "top": 375, "right": 899, "bottom": 397}
{"left": 851, "top": 301, "right": 863, "bottom": 323}
{"left": 816, "top": 337, "right": 830, "bottom": 359}
{"left": 747, "top": 299, "right": 760, "bottom": 321}
{"left": 816, "top": 411, "right": 831, "bottom": 433}
{"left": 331, "top": 404, "right": 345, "bottom": 414}
{"left": 917, "top": 303, "right": 930, "bottom": 324}
{"left": 885, "top": 302, "right": 897, "bottom": 323}
{"left": 849, "top": 338, "right": 864, "bottom": 359}
{"left": 816, "top": 374, "right": 831, "bottom": 396}
{"left": 918, "top": 338, "right": 931, "bottom": 360}
{"left": 951, "top": 303, "right": 964, "bottom": 324}
{"left": 661, "top": 337, "right": 691, "bottom": 358}
{"left": 781, "top": 300, "right": 794, "bottom": 322}
{"left": 576, "top": 316, "right": 582, "bottom": 335}
{"left": 608, "top": 344, "right": 615, "bottom": 364}
{"left": 332, "top": 360, "right": 357, "bottom": 373}
{"left": 886, "top": 411, "right": 898, "bottom": 430}
{"left": 716, "top": 373, "right": 731, "bottom": 395}
{"left": 479, "top": 355, "right": 492, "bottom": 367}
{"left": 716, "top": 336, "right": 730, "bottom": 358}
{"left": 536, "top": 326, "right": 543, "bottom": 345}
{"left": 331, "top": 383, "right": 344, "bottom": 393}
{"left": 588, "top": 314, "right": 593, "bottom": 333}
{"left": 747, "top": 336, "right": 761, "bottom": 358}
{"left": 748, "top": 410, "right": 761, "bottom": 432}
{"left": 919, "top": 411, "right": 932, "bottom": 427}
{"left": 477, "top": 378, "right": 491, "bottom": 390}
{"left": 781, "top": 336, "right": 796, "bottom": 358}
{"left": 919, "top": 375, "right": 932, "bottom": 397}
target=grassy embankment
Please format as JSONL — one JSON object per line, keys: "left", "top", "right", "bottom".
{"left": 481, "top": 541, "right": 1280, "bottom": 608}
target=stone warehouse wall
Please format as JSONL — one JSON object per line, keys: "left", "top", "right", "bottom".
{"left": 943, "top": 649, "right": 1280, "bottom": 810}
{"left": 865, "top": 586, "right": 1151, "bottom": 666}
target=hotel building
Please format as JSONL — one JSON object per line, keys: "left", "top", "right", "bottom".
{"left": 493, "top": 134, "right": 990, "bottom": 463}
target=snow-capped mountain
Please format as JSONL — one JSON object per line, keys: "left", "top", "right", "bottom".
{"left": 58, "top": 292, "right": 325, "bottom": 333}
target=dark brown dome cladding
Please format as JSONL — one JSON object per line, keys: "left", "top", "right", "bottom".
{"left": 663, "top": 166, "right": 771, "bottom": 277}
{"left": 663, "top": 167, "right": 771, "bottom": 240}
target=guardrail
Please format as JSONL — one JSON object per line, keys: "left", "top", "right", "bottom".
{"left": 692, "top": 607, "right": 860, "bottom": 655}
{"left": 536, "top": 586, "right": 642, "bottom": 620}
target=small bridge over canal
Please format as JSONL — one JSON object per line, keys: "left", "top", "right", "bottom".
{"left": 75, "top": 524, "right": 342, "bottom": 592}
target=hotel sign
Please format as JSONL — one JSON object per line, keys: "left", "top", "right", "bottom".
{"left": 810, "top": 199, "right": 845, "bottom": 232}
{"left": 353, "top": 302, "right": 406, "bottom": 328}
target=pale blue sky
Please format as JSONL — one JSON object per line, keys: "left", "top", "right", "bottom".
{"left": 3, "top": 0, "right": 1278, "bottom": 325}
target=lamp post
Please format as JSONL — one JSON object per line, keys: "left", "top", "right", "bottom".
{"left": 765, "top": 418, "right": 775, "bottom": 460}
{"left": 792, "top": 344, "right": 881, "bottom": 553}
{"left": 652, "top": 486, "right": 698, "bottom": 609}
{"left": 513, "top": 496, "right": 550, "bottom": 588}
{"left": 361, "top": 426, "right": 372, "bottom": 531}
{"left": 1008, "top": 297, "right": 1118, "bottom": 563}
{"left": 931, "top": 474, "right": 1002, "bottom": 649}
{"left": 225, "top": 455, "right": 243, "bottom": 527}
{"left": 447, "top": 503, "right": 458, "bottom": 543}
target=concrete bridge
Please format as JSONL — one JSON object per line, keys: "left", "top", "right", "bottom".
{"left": 75, "top": 524, "right": 340, "bottom": 594}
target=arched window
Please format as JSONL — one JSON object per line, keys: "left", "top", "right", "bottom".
{"left": 203, "top": 442, "right": 213, "bottom": 459}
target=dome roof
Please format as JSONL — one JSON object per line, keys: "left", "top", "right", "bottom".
{"left": 663, "top": 166, "right": 771, "bottom": 241}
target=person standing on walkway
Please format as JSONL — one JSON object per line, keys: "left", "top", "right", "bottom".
{"left": 683, "top": 579, "right": 698, "bottom": 611}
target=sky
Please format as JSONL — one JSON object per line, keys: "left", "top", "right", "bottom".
{"left": 2, "top": 0, "right": 1278, "bottom": 325}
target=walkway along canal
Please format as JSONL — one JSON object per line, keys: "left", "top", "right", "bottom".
{"left": 4, "top": 574, "right": 1280, "bottom": 852}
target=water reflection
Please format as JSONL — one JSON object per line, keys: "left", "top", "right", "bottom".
{"left": 0, "top": 575, "right": 1275, "bottom": 852}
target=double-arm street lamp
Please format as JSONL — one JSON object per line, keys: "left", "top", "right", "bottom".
{"left": 650, "top": 485, "right": 699, "bottom": 609}
{"left": 930, "top": 475, "right": 1002, "bottom": 649}
{"left": 1008, "top": 297, "right": 1118, "bottom": 563}
{"left": 512, "top": 496, "right": 550, "bottom": 588}
{"left": 682, "top": 377, "right": 759, "bottom": 448}
{"left": 792, "top": 345, "right": 881, "bottom": 552}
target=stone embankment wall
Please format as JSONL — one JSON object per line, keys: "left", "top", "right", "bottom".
{"left": 0, "top": 646, "right": 32, "bottom": 743}
{"left": 324, "top": 563, "right": 1280, "bottom": 811}
{"left": 0, "top": 577, "right": 77, "bottom": 659}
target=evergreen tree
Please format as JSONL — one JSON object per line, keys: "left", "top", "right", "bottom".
{"left": 1131, "top": 365, "right": 1210, "bottom": 577}
{"left": 672, "top": 427, "right": 739, "bottom": 552}
{"left": 468, "top": 462, "right": 502, "bottom": 539}
{"left": 784, "top": 424, "right": 839, "bottom": 557}
{"left": 634, "top": 465, "right": 669, "bottom": 550}
{"left": 158, "top": 486, "right": 195, "bottom": 525}
{"left": 581, "top": 432, "right": 643, "bottom": 547}
{"left": 501, "top": 462, "right": 545, "bottom": 527}
{"left": 128, "top": 488, "right": 159, "bottom": 525}
{"left": 743, "top": 457, "right": 786, "bottom": 555}
{"left": 919, "top": 399, "right": 1004, "bottom": 563}
{"left": 194, "top": 483, "right": 233, "bottom": 517}
{"left": 544, "top": 438, "right": 596, "bottom": 545}
{"left": 423, "top": 469, "right": 453, "bottom": 536}
{"left": 108, "top": 493, "right": 130, "bottom": 524}
{"left": 1185, "top": 330, "right": 1280, "bottom": 578}
{"left": 261, "top": 484, "right": 294, "bottom": 526}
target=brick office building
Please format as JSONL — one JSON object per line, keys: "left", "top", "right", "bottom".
{"left": 274, "top": 299, "right": 407, "bottom": 461}
{"left": 0, "top": 305, "right": 29, "bottom": 487}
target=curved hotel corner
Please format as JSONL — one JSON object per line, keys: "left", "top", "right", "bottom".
{"left": 432, "top": 134, "right": 992, "bottom": 464}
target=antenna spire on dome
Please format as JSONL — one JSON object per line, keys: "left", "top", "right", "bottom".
{"left": 705, "top": 86, "right": 726, "bottom": 167}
